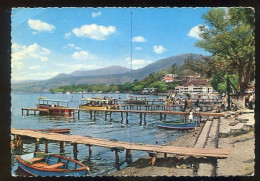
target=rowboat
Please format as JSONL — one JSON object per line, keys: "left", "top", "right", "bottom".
{"left": 16, "top": 152, "right": 90, "bottom": 176}
{"left": 24, "top": 128, "right": 71, "bottom": 134}
{"left": 156, "top": 121, "right": 196, "bottom": 130}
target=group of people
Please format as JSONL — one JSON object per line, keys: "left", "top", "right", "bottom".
{"left": 165, "top": 94, "right": 202, "bottom": 123}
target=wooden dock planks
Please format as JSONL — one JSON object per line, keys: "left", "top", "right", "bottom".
{"left": 11, "top": 128, "right": 230, "bottom": 158}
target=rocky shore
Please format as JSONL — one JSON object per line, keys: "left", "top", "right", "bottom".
{"left": 108, "top": 109, "right": 255, "bottom": 177}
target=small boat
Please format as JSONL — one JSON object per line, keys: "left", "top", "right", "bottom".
{"left": 16, "top": 152, "right": 90, "bottom": 176}
{"left": 36, "top": 98, "right": 75, "bottom": 117}
{"left": 156, "top": 121, "right": 196, "bottom": 130}
{"left": 79, "top": 97, "right": 120, "bottom": 110}
{"left": 24, "top": 128, "right": 71, "bottom": 134}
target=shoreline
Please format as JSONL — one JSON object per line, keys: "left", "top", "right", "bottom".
{"left": 108, "top": 109, "right": 255, "bottom": 177}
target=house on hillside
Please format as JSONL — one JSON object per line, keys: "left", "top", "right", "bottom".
{"left": 190, "top": 79, "right": 208, "bottom": 86}
{"left": 142, "top": 87, "right": 157, "bottom": 94}
{"left": 161, "top": 74, "right": 178, "bottom": 83}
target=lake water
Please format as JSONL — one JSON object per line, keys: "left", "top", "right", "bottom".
{"left": 11, "top": 93, "right": 187, "bottom": 176}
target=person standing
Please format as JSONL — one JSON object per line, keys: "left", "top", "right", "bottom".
{"left": 188, "top": 109, "right": 194, "bottom": 122}
{"left": 249, "top": 94, "right": 254, "bottom": 110}
{"left": 165, "top": 96, "right": 171, "bottom": 111}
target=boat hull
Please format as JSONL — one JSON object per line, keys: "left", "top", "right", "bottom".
{"left": 16, "top": 153, "right": 88, "bottom": 176}
{"left": 79, "top": 105, "right": 110, "bottom": 110}
{"left": 156, "top": 122, "right": 196, "bottom": 130}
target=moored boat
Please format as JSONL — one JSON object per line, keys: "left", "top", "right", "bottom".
{"left": 24, "top": 128, "right": 71, "bottom": 134}
{"left": 16, "top": 152, "right": 89, "bottom": 176}
{"left": 36, "top": 98, "right": 75, "bottom": 117}
{"left": 156, "top": 121, "right": 196, "bottom": 130}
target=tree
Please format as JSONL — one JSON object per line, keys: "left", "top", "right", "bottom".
{"left": 196, "top": 8, "right": 254, "bottom": 108}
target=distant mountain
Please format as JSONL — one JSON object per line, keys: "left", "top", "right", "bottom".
{"left": 70, "top": 65, "right": 131, "bottom": 77}
{"left": 12, "top": 53, "right": 202, "bottom": 93}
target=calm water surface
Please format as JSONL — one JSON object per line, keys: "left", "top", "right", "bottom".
{"left": 11, "top": 93, "right": 187, "bottom": 176}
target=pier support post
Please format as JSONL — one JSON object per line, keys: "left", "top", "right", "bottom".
{"left": 27, "top": 110, "right": 29, "bottom": 116}
{"left": 164, "top": 153, "right": 167, "bottom": 158}
{"left": 90, "top": 111, "right": 93, "bottom": 119}
{"left": 44, "top": 139, "right": 48, "bottom": 153}
{"left": 35, "top": 138, "right": 40, "bottom": 152}
{"left": 126, "top": 112, "right": 129, "bottom": 124}
{"left": 60, "top": 141, "right": 65, "bottom": 153}
{"left": 94, "top": 111, "right": 97, "bottom": 120}
{"left": 22, "top": 109, "right": 24, "bottom": 116}
{"left": 121, "top": 111, "right": 123, "bottom": 124}
{"left": 125, "top": 149, "right": 132, "bottom": 163}
{"left": 110, "top": 112, "right": 112, "bottom": 121}
{"left": 89, "top": 145, "right": 92, "bottom": 157}
{"left": 72, "top": 143, "right": 78, "bottom": 160}
{"left": 77, "top": 110, "right": 80, "bottom": 119}
{"left": 160, "top": 113, "right": 163, "bottom": 121}
{"left": 144, "top": 113, "right": 147, "bottom": 126}
{"left": 105, "top": 111, "right": 107, "bottom": 121}
{"left": 139, "top": 113, "right": 143, "bottom": 126}
{"left": 164, "top": 114, "right": 166, "bottom": 121}
{"left": 110, "top": 147, "right": 124, "bottom": 166}
{"left": 148, "top": 152, "right": 157, "bottom": 166}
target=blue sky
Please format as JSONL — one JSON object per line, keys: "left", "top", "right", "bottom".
{"left": 11, "top": 8, "right": 213, "bottom": 81}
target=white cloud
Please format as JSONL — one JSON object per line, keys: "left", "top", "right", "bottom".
{"left": 126, "top": 58, "right": 151, "bottom": 69}
{"left": 132, "top": 36, "right": 146, "bottom": 42}
{"left": 68, "top": 44, "right": 75, "bottom": 48}
{"left": 28, "top": 65, "right": 40, "bottom": 70}
{"left": 92, "top": 11, "right": 102, "bottom": 18}
{"left": 187, "top": 24, "right": 207, "bottom": 39}
{"left": 72, "top": 50, "right": 96, "bottom": 60}
{"left": 28, "top": 19, "right": 55, "bottom": 32}
{"left": 11, "top": 43, "right": 51, "bottom": 69}
{"left": 57, "top": 63, "right": 102, "bottom": 71}
{"left": 63, "top": 44, "right": 82, "bottom": 50}
{"left": 72, "top": 24, "right": 116, "bottom": 40}
{"left": 153, "top": 45, "right": 167, "bottom": 54}
{"left": 135, "top": 46, "right": 142, "bottom": 50}
{"left": 65, "top": 32, "right": 71, "bottom": 38}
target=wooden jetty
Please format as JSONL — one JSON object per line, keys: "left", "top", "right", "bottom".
{"left": 86, "top": 109, "right": 224, "bottom": 126}
{"left": 11, "top": 128, "right": 231, "bottom": 166}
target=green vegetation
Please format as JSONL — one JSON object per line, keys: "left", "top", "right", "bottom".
{"left": 196, "top": 8, "right": 254, "bottom": 97}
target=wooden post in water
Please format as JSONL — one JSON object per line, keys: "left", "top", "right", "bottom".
{"left": 44, "top": 139, "right": 48, "bottom": 153}
{"left": 60, "top": 141, "right": 65, "bottom": 153}
{"left": 89, "top": 145, "right": 92, "bottom": 156}
{"left": 27, "top": 110, "right": 29, "bottom": 116}
{"left": 126, "top": 112, "right": 129, "bottom": 124}
{"left": 77, "top": 110, "right": 80, "bottom": 119}
{"left": 110, "top": 112, "right": 112, "bottom": 121}
{"left": 121, "top": 111, "right": 123, "bottom": 124}
{"left": 22, "top": 109, "right": 23, "bottom": 116}
{"left": 34, "top": 111, "right": 36, "bottom": 116}
{"left": 164, "top": 153, "right": 167, "bottom": 158}
{"left": 125, "top": 149, "right": 132, "bottom": 163}
{"left": 90, "top": 110, "right": 93, "bottom": 119}
{"left": 144, "top": 113, "right": 147, "bottom": 126}
{"left": 115, "top": 150, "right": 119, "bottom": 165}
{"left": 164, "top": 114, "right": 166, "bottom": 121}
{"left": 94, "top": 111, "right": 97, "bottom": 120}
{"left": 139, "top": 113, "right": 143, "bottom": 126}
{"left": 72, "top": 143, "right": 78, "bottom": 160}
{"left": 105, "top": 111, "right": 107, "bottom": 121}
{"left": 35, "top": 138, "right": 40, "bottom": 152}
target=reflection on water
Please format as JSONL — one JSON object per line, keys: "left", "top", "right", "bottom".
{"left": 11, "top": 93, "right": 188, "bottom": 176}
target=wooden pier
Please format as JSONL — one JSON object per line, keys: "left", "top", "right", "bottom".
{"left": 11, "top": 128, "right": 231, "bottom": 166}
{"left": 87, "top": 109, "right": 224, "bottom": 125}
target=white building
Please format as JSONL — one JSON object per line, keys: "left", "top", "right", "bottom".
{"left": 142, "top": 87, "right": 157, "bottom": 94}
{"left": 174, "top": 85, "right": 213, "bottom": 94}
